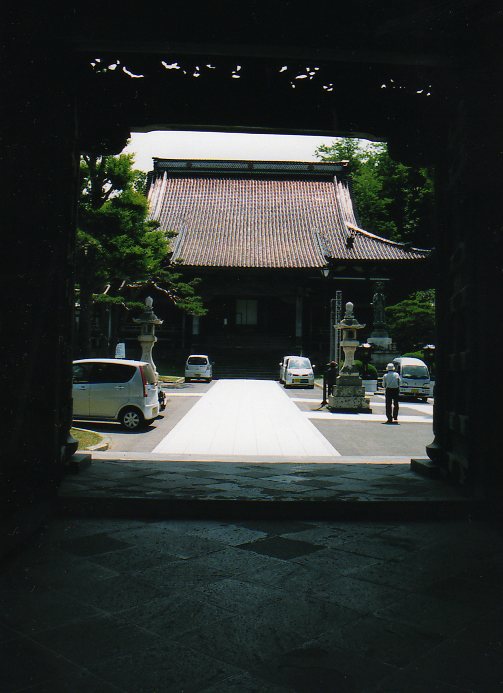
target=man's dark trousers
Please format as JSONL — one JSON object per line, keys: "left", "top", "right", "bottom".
{"left": 385, "top": 388, "right": 399, "bottom": 421}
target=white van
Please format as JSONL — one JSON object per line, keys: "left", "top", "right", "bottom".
{"left": 282, "top": 356, "right": 315, "bottom": 389}
{"left": 185, "top": 354, "right": 213, "bottom": 382}
{"left": 72, "top": 358, "right": 159, "bottom": 430}
{"left": 392, "top": 357, "right": 431, "bottom": 401}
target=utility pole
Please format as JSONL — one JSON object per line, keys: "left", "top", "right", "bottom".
{"left": 335, "top": 290, "right": 342, "bottom": 364}
{"left": 330, "top": 291, "right": 342, "bottom": 362}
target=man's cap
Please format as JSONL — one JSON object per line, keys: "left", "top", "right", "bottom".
{"left": 386, "top": 363, "right": 395, "bottom": 370}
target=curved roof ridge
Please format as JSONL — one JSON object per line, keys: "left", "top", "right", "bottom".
{"left": 346, "top": 222, "right": 430, "bottom": 254}
{"left": 153, "top": 157, "right": 348, "bottom": 166}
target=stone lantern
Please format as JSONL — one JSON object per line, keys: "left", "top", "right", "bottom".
{"left": 423, "top": 344, "right": 436, "bottom": 371}
{"left": 328, "top": 301, "right": 371, "bottom": 412}
{"left": 133, "top": 296, "right": 163, "bottom": 377}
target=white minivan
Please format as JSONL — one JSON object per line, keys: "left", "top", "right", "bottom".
{"left": 392, "top": 356, "right": 431, "bottom": 401}
{"left": 72, "top": 358, "right": 159, "bottom": 430}
{"left": 282, "top": 356, "right": 315, "bottom": 389}
{"left": 184, "top": 354, "right": 213, "bottom": 382}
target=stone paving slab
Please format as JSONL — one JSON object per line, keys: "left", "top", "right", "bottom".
{"left": 153, "top": 380, "right": 340, "bottom": 456}
{"left": 90, "top": 451, "right": 414, "bottom": 463}
{"left": 58, "top": 457, "right": 482, "bottom": 521}
{"left": 2, "top": 514, "right": 503, "bottom": 692}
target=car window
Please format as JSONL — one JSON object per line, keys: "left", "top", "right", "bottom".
{"left": 187, "top": 356, "right": 208, "bottom": 365}
{"left": 402, "top": 365, "right": 429, "bottom": 379}
{"left": 89, "top": 363, "right": 136, "bottom": 384}
{"left": 287, "top": 357, "right": 311, "bottom": 369}
{"left": 72, "top": 363, "right": 91, "bottom": 384}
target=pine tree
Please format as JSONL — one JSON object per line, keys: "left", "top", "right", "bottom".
{"left": 76, "top": 153, "right": 205, "bottom": 355}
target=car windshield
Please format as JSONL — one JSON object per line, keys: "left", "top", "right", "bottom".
{"left": 188, "top": 356, "right": 208, "bottom": 365}
{"left": 402, "top": 365, "right": 429, "bottom": 379}
{"left": 288, "top": 357, "right": 311, "bottom": 369}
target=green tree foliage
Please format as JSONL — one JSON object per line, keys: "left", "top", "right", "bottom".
{"left": 76, "top": 153, "right": 205, "bottom": 355}
{"left": 353, "top": 359, "right": 378, "bottom": 379}
{"left": 315, "top": 139, "right": 435, "bottom": 247}
{"left": 385, "top": 289, "right": 435, "bottom": 353}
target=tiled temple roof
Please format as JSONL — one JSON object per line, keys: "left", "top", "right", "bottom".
{"left": 146, "top": 159, "right": 430, "bottom": 268}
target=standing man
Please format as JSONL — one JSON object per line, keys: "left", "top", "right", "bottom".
{"left": 383, "top": 362, "right": 401, "bottom": 424}
{"left": 325, "top": 360, "right": 338, "bottom": 397}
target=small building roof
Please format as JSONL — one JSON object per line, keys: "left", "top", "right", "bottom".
{"left": 146, "top": 159, "right": 430, "bottom": 268}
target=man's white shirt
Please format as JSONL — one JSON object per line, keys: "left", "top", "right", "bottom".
{"left": 383, "top": 371, "right": 401, "bottom": 388}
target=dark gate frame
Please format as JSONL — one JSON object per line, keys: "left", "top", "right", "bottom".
{"left": 3, "top": 4, "right": 502, "bottom": 550}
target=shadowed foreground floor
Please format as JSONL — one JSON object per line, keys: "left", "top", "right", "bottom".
{"left": 2, "top": 512, "right": 503, "bottom": 692}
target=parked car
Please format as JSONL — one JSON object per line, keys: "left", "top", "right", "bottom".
{"left": 184, "top": 354, "right": 213, "bottom": 382}
{"left": 72, "top": 358, "right": 159, "bottom": 430}
{"left": 392, "top": 356, "right": 431, "bottom": 401}
{"left": 278, "top": 355, "right": 297, "bottom": 383}
{"left": 282, "top": 356, "right": 315, "bottom": 388}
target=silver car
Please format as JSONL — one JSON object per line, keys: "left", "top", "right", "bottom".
{"left": 184, "top": 354, "right": 213, "bottom": 382}
{"left": 72, "top": 358, "right": 159, "bottom": 430}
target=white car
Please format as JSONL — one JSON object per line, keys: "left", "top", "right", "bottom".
{"left": 282, "top": 356, "right": 315, "bottom": 388}
{"left": 184, "top": 354, "right": 213, "bottom": 382}
{"left": 279, "top": 355, "right": 297, "bottom": 383}
{"left": 72, "top": 358, "right": 159, "bottom": 430}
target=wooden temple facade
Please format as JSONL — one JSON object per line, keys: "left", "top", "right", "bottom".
{"left": 133, "top": 158, "right": 431, "bottom": 373}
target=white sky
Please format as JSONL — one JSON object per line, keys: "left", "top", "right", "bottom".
{"left": 122, "top": 130, "right": 342, "bottom": 172}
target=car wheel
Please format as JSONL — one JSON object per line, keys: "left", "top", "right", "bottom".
{"left": 119, "top": 407, "right": 145, "bottom": 430}
{"left": 206, "top": 378, "right": 212, "bottom": 383}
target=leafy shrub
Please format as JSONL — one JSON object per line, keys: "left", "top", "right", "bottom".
{"left": 353, "top": 359, "right": 378, "bottom": 379}
{"left": 402, "top": 351, "right": 424, "bottom": 360}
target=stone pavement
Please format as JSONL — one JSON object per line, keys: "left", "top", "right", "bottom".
{"left": 2, "top": 510, "right": 503, "bottom": 691}
{"left": 153, "top": 381, "right": 433, "bottom": 458}
{"left": 153, "top": 380, "right": 339, "bottom": 457}
{"left": 59, "top": 455, "right": 479, "bottom": 521}
{"left": 6, "top": 385, "right": 495, "bottom": 691}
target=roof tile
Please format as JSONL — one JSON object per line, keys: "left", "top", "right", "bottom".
{"left": 147, "top": 162, "right": 430, "bottom": 267}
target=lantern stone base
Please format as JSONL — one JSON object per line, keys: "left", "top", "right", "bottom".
{"left": 327, "top": 375, "right": 372, "bottom": 412}
{"left": 370, "top": 349, "right": 400, "bottom": 370}
{"left": 137, "top": 334, "right": 157, "bottom": 372}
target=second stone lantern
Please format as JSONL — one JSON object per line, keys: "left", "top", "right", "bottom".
{"left": 328, "top": 301, "right": 372, "bottom": 413}
{"left": 133, "top": 296, "right": 163, "bottom": 378}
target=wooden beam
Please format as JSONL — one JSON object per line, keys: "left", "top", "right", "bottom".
{"left": 73, "top": 40, "right": 456, "bottom": 69}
